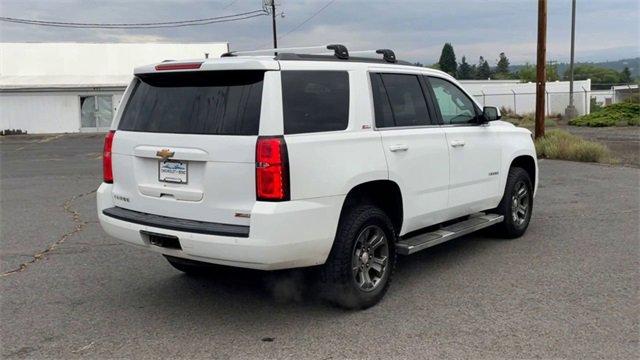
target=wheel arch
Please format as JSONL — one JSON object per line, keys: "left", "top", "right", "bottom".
{"left": 338, "top": 180, "right": 404, "bottom": 235}
{"left": 509, "top": 155, "right": 537, "bottom": 191}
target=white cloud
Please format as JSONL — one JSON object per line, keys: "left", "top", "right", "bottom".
{"left": 1, "top": 0, "right": 638, "bottom": 63}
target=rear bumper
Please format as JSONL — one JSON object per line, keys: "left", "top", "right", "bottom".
{"left": 97, "top": 183, "right": 344, "bottom": 270}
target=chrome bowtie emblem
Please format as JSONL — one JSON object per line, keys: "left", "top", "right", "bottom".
{"left": 156, "top": 148, "right": 175, "bottom": 159}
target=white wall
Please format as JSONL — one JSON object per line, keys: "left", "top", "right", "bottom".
{"left": 1, "top": 43, "right": 229, "bottom": 78}
{"left": 0, "top": 91, "right": 124, "bottom": 134}
{"left": 0, "top": 42, "right": 228, "bottom": 133}
{"left": 460, "top": 79, "right": 592, "bottom": 116}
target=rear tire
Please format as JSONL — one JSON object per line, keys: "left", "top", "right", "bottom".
{"left": 491, "top": 167, "right": 533, "bottom": 238}
{"left": 320, "top": 204, "right": 396, "bottom": 309}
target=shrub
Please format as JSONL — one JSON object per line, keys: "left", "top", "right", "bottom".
{"left": 590, "top": 97, "right": 603, "bottom": 113}
{"left": 569, "top": 101, "right": 640, "bottom": 127}
{"left": 535, "top": 129, "right": 614, "bottom": 163}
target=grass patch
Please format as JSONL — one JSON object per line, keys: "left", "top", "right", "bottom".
{"left": 506, "top": 114, "right": 558, "bottom": 129}
{"left": 535, "top": 129, "right": 615, "bottom": 164}
{"left": 569, "top": 101, "right": 640, "bottom": 127}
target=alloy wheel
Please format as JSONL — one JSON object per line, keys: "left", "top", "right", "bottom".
{"left": 351, "top": 225, "right": 389, "bottom": 292}
{"left": 511, "top": 180, "right": 530, "bottom": 226}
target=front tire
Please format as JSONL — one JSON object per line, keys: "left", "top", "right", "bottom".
{"left": 320, "top": 204, "right": 396, "bottom": 309}
{"left": 491, "top": 167, "right": 533, "bottom": 238}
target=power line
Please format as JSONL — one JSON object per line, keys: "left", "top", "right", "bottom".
{"left": 0, "top": 10, "right": 267, "bottom": 29}
{"left": 279, "top": 0, "right": 336, "bottom": 39}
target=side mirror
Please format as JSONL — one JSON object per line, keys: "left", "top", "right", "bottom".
{"left": 482, "top": 106, "right": 501, "bottom": 122}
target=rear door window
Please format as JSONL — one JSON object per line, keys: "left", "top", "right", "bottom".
{"left": 371, "top": 73, "right": 433, "bottom": 128}
{"left": 118, "top": 71, "right": 264, "bottom": 135}
{"left": 281, "top": 71, "right": 349, "bottom": 134}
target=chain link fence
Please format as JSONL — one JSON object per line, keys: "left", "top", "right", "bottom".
{"left": 470, "top": 89, "right": 590, "bottom": 116}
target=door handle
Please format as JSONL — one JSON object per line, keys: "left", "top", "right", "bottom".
{"left": 450, "top": 140, "right": 465, "bottom": 148}
{"left": 388, "top": 144, "right": 409, "bottom": 152}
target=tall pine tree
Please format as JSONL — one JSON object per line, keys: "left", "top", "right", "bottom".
{"left": 496, "top": 52, "right": 510, "bottom": 75}
{"left": 457, "top": 56, "right": 473, "bottom": 79}
{"left": 476, "top": 56, "right": 492, "bottom": 79}
{"left": 438, "top": 43, "right": 457, "bottom": 76}
{"left": 620, "top": 67, "right": 633, "bottom": 83}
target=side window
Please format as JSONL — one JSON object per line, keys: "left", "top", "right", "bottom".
{"left": 428, "top": 77, "right": 478, "bottom": 125}
{"left": 281, "top": 71, "right": 349, "bottom": 134}
{"left": 370, "top": 74, "right": 394, "bottom": 128}
{"left": 375, "top": 73, "right": 432, "bottom": 127}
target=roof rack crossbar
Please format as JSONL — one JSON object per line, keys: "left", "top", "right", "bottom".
{"left": 349, "top": 49, "right": 397, "bottom": 63}
{"left": 376, "top": 49, "right": 397, "bottom": 63}
{"left": 221, "top": 44, "right": 350, "bottom": 59}
{"left": 326, "top": 44, "right": 349, "bottom": 59}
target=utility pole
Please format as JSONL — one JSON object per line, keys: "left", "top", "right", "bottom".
{"left": 269, "top": 0, "right": 278, "bottom": 49}
{"left": 565, "top": 0, "right": 578, "bottom": 119}
{"left": 535, "top": 0, "right": 547, "bottom": 139}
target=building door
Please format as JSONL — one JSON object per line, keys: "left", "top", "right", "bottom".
{"left": 80, "top": 95, "right": 113, "bottom": 132}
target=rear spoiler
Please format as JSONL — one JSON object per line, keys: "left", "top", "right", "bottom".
{"left": 134, "top": 58, "right": 280, "bottom": 75}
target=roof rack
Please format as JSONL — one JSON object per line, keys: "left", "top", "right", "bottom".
{"left": 221, "top": 44, "right": 340, "bottom": 57}
{"left": 349, "top": 49, "right": 397, "bottom": 63}
{"left": 221, "top": 44, "right": 405, "bottom": 64}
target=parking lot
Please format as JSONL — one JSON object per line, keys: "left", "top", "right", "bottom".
{"left": 1, "top": 134, "right": 638, "bottom": 359}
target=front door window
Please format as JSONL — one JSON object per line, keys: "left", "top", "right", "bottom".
{"left": 428, "top": 77, "right": 478, "bottom": 125}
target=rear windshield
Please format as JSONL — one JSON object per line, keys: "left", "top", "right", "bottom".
{"left": 118, "top": 70, "right": 264, "bottom": 135}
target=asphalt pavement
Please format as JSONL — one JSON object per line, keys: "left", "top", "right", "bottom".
{"left": 1, "top": 134, "right": 638, "bottom": 359}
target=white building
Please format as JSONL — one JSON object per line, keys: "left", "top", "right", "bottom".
{"left": 0, "top": 42, "right": 228, "bottom": 134}
{"left": 591, "top": 85, "right": 638, "bottom": 107}
{"left": 460, "top": 79, "right": 592, "bottom": 116}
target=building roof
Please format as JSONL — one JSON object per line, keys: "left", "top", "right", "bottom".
{"left": 1, "top": 42, "right": 228, "bottom": 89}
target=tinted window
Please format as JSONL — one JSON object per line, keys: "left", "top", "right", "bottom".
{"left": 377, "top": 74, "right": 432, "bottom": 127}
{"left": 428, "top": 77, "right": 478, "bottom": 125}
{"left": 282, "top": 71, "right": 349, "bottom": 134}
{"left": 370, "top": 74, "right": 394, "bottom": 128}
{"left": 119, "top": 71, "right": 264, "bottom": 135}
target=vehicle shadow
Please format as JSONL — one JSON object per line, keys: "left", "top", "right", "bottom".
{"left": 137, "top": 231, "right": 506, "bottom": 316}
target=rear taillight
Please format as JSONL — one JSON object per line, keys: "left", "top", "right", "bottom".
{"left": 256, "top": 136, "right": 290, "bottom": 201}
{"left": 103, "top": 130, "right": 115, "bottom": 183}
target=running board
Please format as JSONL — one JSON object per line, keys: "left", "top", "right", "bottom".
{"left": 396, "top": 213, "right": 504, "bottom": 255}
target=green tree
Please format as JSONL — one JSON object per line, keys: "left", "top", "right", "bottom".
{"left": 620, "top": 67, "right": 633, "bottom": 83}
{"left": 476, "top": 56, "right": 492, "bottom": 79}
{"left": 517, "top": 63, "right": 536, "bottom": 82}
{"left": 565, "top": 64, "right": 621, "bottom": 88}
{"left": 496, "top": 52, "right": 510, "bottom": 75}
{"left": 457, "top": 56, "right": 473, "bottom": 79}
{"left": 438, "top": 43, "right": 457, "bottom": 76}
{"left": 547, "top": 62, "right": 559, "bottom": 81}
{"left": 517, "top": 62, "right": 559, "bottom": 82}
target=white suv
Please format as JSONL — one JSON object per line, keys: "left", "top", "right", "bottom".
{"left": 97, "top": 45, "right": 537, "bottom": 309}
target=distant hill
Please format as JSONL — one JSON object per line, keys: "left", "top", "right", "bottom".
{"left": 512, "top": 57, "right": 640, "bottom": 78}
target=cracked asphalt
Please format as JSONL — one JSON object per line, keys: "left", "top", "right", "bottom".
{"left": 1, "top": 134, "right": 639, "bottom": 359}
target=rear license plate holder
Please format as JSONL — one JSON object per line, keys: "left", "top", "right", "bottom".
{"left": 158, "top": 159, "right": 188, "bottom": 184}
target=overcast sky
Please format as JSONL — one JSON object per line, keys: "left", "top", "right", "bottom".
{"left": 1, "top": 0, "right": 638, "bottom": 65}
